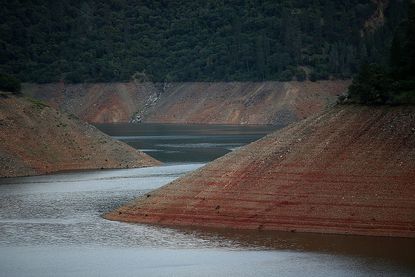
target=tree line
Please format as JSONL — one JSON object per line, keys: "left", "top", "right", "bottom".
{"left": 346, "top": 1, "right": 415, "bottom": 105}
{"left": 0, "top": 0, "right": 409, "bottom": 83}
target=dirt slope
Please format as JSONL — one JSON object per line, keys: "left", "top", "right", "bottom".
{"left": 144, "top": 81, "right": 349, "bottom": 125}
{"left": 106, "top": 105, "right": 415, "bottom": 237}
{"left": 23, "top": 82, "right": 158, "bottom": 123}
{"left": 0, "top": 96, "right": 160, "bottom": 177}
{"left": 24, "top": 81, "right": 350, "bottom": 125}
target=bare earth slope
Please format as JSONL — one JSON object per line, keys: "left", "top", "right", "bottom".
{"left": 144, "top": 81, "right": 349, "bottom": 125}
{"left": 24, "top": 81, "right": 350, "bottom": 125}
{"left": 23, "top": 82, "right": 158, "bottom": 123}
{"left": 0, "top": 96, "right": 160, "bottom": 177}
{"left": 106, "top": 105, "right": 415, "bottom": 237}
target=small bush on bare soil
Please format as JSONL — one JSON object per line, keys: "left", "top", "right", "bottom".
{"left": 25, "top": 96, "right": 49, "bottom": 109}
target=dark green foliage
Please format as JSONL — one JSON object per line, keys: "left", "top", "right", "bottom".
{"left": 389, "top": 1, "right": 415, "bottom": 80}
{"left": 348, "top": 64, "right": 392, "bottom": 104}
{"left": 0, "top": 73, "right": 21, "bottom": 94}
{"left": 0, "top": 0, "right": 408, "bottom": 83}
{"left": 295, "top": 68, "right": 307, "bottom": 81}
{"left": 346, "top": 1, "right": 415, "bottom": 105}
{"left": 309, "top": 66, "right": 330, "bottom": 82}
{"left": 25, "top": 96, "right": 49, "bottom": 110}
{"left": 348, "top": 64, "right": 415, "bottom": 105}
{"left": 279, "top": 70, "right": 294, "bottom": 82}
{"left": 389, "top": 80, "right": 415, "bottom": 104}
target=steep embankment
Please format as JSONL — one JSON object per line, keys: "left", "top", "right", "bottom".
{"left": 144, "top": 81, "right": 349, "bottom": 125}
{"left": 24, "top": 81, "right": 350, "bottom": 125}
{"left": 0, "top": 96, "right": 160, "bottom": 177}
{"left": 106, "top": 105, "right": 415, "bottom": 237}
{"left": 23, "top": 82, "right": 158, "bottom": 123}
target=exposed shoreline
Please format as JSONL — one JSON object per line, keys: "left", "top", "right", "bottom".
{"left": 105, "top": 105, "right": 415, "bottom": 238}
{"left": 23, "top": 80, "right": 350, "bottom": 125}
{"left": 0, "top": 96, "right": 160, "bottom": 178}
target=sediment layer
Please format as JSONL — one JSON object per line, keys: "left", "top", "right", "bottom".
{"left": 0, "top": 96, "right": 160, "bottom": 177}
{"left": 106, "top": 105, "right": 415, "bottom": 237}
{"left": 24, "top": 81, "right": 350, "bottom": 125}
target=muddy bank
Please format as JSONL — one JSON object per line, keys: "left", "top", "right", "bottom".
{"left": 0, "top": 96, "right": 160, "bottom": 177}
{"left": 106, "top": 105, "right": 415, "bottom": 237}
{"left": 24, "top": 81, "right": 350, "bottom": 125}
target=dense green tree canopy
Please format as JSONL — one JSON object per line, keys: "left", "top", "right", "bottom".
{"left": 347, "top": 1, "right": 415, "bottom": 105}
{"left": 348, "top": 64, "right": 392, "bottom": 104}
{"left": 0, "top": 0, "right": 408, "bottom": 83}
{"left": 0, "top": 73, "right": 21, "bottom": 94}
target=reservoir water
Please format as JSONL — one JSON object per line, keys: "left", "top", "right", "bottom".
{"left": 0, "top": 124, "right": 414, "bottom": 276}
{"left": 95, "top": 123, "right": 276, "bottom": 163}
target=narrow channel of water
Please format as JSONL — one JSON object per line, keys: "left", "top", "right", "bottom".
{"left": 0, "top": 124, "right": 413, "bottom": 276}
{"left": 95, "top": 123, "right": 276, "bottom": 163}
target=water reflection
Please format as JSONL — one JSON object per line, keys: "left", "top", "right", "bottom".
{"left": 1, "top": 124, "right": 414, "bottom": 276}
{"left": 172, "top": 226, "right": 415, "bottom": 268}
{"left": 95, "top": 123, "right": 277, "bottom": 163}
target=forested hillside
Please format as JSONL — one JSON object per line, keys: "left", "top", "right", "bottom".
{"left": 0, "top": 0, "right": 409, "bottom": 83}
{"left": 346, "top": 1, "right": 415, "bottom": 105}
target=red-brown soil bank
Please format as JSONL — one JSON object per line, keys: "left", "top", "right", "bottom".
{"left": 0, "top": 96, "right": 160, "bottom": 177}
{"left": 24, "top": 81, "right": 350, "bottom": 125}
{"left": 105, "top": 105, "right": 415, "bottom": 237}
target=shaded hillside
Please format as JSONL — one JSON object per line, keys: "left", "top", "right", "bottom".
{"left": 345, "top": 1, "right": 415, "bottom": 105}
{"left": 0, "top": 96, "right": 160, "bottom": 177}
{"left": 106, "top": 105, "right": 415, "bottom": 237}
{"left": 0, "top": 0, "right": 408, "bottom": 82}
{"left": 143, "top": 81, "right": 349, "bottom": 125}
{"left": 23, "top": 82, "right": 158, "bottom": 123}
{"left": 24, "top": 80, "right": 350, "bottom": 125}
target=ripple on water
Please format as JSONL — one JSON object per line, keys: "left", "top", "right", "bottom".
{"left": 0, "top": 164, "right": 414, "bottom": 276}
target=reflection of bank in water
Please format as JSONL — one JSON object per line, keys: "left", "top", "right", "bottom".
{"left": 95, "top": 123, "right": 277, "bottom": 163}
{"left": 108, "top": 106, "right": 415, "bottom": 238}
{"left": 0, "top": 163, "right": 414, "bottom": 276}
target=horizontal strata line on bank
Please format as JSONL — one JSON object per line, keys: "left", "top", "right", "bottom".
{"left": 176, "top": 178, "right": 415, "bottom": 187}
{"left": 155, "top": 189, "right": 415, "bottom": 199}
{"left": 165, "top": 190, "right": 415, "bottom": 200}
{"left": 150, "top": 190, "right": 415, "bottom": 205}
{"left": 196, "top": 169, "right": 415, "bottom": 181}
{"left": 115, "top": 213, "right": 415, "bottom": 230}
{"left": 134, "top": 198, "right": 415, "bottom": 210}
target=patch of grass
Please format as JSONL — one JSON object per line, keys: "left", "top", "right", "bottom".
{"left": 24, "top": 96, "right": 49, "bottom": 109}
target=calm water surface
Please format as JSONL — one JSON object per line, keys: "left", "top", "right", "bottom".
{"left": 0, "top": 124, "right": 414, "bottom": 276}
{"left": 95, "top": 123, "right": 276, "bottom": 163}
